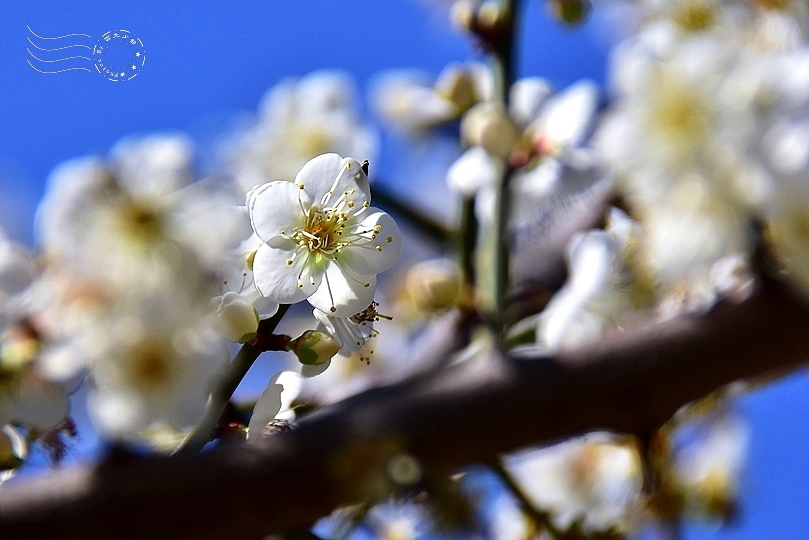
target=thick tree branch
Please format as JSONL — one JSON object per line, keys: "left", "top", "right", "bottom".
{"left": 1, "top": 276, "right": 807, "bottom": 539}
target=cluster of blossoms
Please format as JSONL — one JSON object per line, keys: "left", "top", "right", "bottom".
{"left": 0, "top": 122, "right": 400, "bottom": 466}
{"left": 4, "top": 0, "right": 808, "bottom": 537}
{"left": 355, "top": 0, "right": 792, "bottom": 536}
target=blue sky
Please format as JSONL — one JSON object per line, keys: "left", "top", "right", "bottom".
{"left": 0, "top": 1, "right": 806, "bottom": 537}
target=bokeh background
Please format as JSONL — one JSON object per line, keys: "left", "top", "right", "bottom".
{"left": 0, "top": 1, "right": 806, "bottom": 537}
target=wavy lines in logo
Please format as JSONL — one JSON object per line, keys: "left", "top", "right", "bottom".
{"left": 27, "top": 26, "right": 146, "bottom": 82}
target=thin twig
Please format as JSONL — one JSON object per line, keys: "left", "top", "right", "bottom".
{"left": 178, "top": 304, "right": 290, "bottom": 455}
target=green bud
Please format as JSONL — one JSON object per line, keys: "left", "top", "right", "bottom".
{"left": 549, "top": 0, "right": 591, "bottom": 27}
{"left": 289, "top": 330, "right": 340, "bottom": 366}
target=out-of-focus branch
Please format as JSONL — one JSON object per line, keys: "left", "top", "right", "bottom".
{"left": 369, "top": 182, "right": 453, "bottom": 244}
{"left": 1, "top": 276, "right": 808, "bottom": 539}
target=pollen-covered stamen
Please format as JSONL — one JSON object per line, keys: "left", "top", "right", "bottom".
{"left": 350, "top": 301, "right": 392, "bottom": 326}
{"left": 290, "top": 207, "right": 350, "bottom": 256}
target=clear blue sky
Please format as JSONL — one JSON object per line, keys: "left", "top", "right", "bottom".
{"left": 0, "top": 1, "right": 806, "bottom": 537}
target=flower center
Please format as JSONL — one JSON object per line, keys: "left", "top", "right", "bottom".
{"left": 118, "top": 198, "right": 165, "bottom": 245}
{"left": 297, "top": 207, "right": 347, "bottom": 256}
{"left": 672, "top": 2, "right": 716, "bottom": 32}
{"left": 127, "top": 344, "right": 175, "bottom": 392}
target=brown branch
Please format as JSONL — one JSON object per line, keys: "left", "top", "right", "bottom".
{"left": 1, "top": 276, "right": 807, "bottom": 539}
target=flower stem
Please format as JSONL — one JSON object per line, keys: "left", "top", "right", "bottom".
{"left": 178, "top": 304, "right": 290, "bottom": 455}
{"left": 459, "top": 195, "right": 478, "bottom": 299}
{"left": 489, "top": 460, "right": 565, "bottom": 539}
{"left": 371, "top": 181, "right": 453, "bottom": 244}
{"left": 489, "top": 0, "right": 521, "bottom": 333}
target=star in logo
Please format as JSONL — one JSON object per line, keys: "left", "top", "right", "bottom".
{"left": 135, "top": 52, "right": 141, "bottom": 57}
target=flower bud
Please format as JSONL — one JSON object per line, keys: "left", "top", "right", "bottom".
{"left": 289, "top": 330, "right": 340, "bottom": 366}
{"left": 435, "top": 67, "right": 479, "bottom": 114}
{"left": 406, "top": 259, "right": 462, "bottom": 313}
{"left": 212, "top": 292, "right": 259, "bottom": 343}
{"left": 461, "top": 102, "right": 520, "bottom": 159}
{"left": 450, "top": 0, "right": 477, "bottom": 32}
{"left": 549, "top": 0, "right": 591, "bottom": 27}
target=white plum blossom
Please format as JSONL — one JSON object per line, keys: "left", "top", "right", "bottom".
{"left": 505, "top": 433, "right": 644, "bottom": 535}
{"left": 536, "top": 208, "right": 648, "bottom": 350}
{"left": 311, "top": 301, "right": 386, "bottom": 373}
{"left": 88, "top": 300, "right": 228, "bottom": 440}
{"left": 669, "top": 408, "right": 749, "bottom": 518}
{"left": 248, "top": 154, "right": 402, "bottom": 317}
{"left": 224, "top": 71, "right": 377, "bottom": 194}
{"left": 372, "top": 63, "right": 492, "bottom": 134}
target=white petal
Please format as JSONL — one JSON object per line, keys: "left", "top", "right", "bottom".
{"left": 540, "top": 80, "right": 599, "bottom": 149}
{"left": 446, "top": 147, "right": 504, "bottom": 196}
{"left": 509, "top": 78, "right": 552, "bottom": 127}
{"left": 247, "top": 370, "right": 303, "bottom": 439}
{"left": 308, "top": 262, "right": 376, "bottom": 317}
{"left": 89, "top": 390, "right": 149, "bottom": 439}
{"left": 337, "top": 209, "right": 402, "bottom": 276}
{"left": 248, "top": 181, "right": 309, "bottom": 243}
{"left": 294, "top": 154, "right": 371, "bottom": 208}
{"left": 301, "top": 358, "right": 331, "bottom": 378}
{"left": 247, "top": 386, "right": 281, "bottom": 440}
{"left": 252, "top": 243, "right": 320, "bottom": 304}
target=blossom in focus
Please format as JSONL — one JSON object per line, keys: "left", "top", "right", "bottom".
{"left": 248, "top": 153, "right": 402, "bottom": 316}
{"left": 308, "top": 301, "right": 386, "bottom": 376}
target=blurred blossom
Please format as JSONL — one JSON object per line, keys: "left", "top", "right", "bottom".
{"left": 36, "top": 135, "right": 243, "bottom": 289}
{"left": 87, "top": 295, "right": 227, "bottom": 440}
{"left": 223, "top": 71, "right": 377, "bottom": 194}
{"left": 28, "top": 134, "right": 245, "bottom": 442}
{"left": 536, "top": 208, "right": 652, "bottom": 350}
{"left": 505, "top": 433, "right": 644, "bottom": 535}
{"left": 360, "top": 498, "right": 436, "bottom": 540}
{"left": 372, "top": 63, "right": 492, "bottom": 134}
{"left": 0, "top": 232, "right": 69, "bottom": 462}
{"left": 449, "top": 77, "right": 600, "bottom": 219}
{"left": 404, "top": 258, "right": 461, "bottom": 314}
{"left": 669, "top": 408, "right": 749, "bottom": 520}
